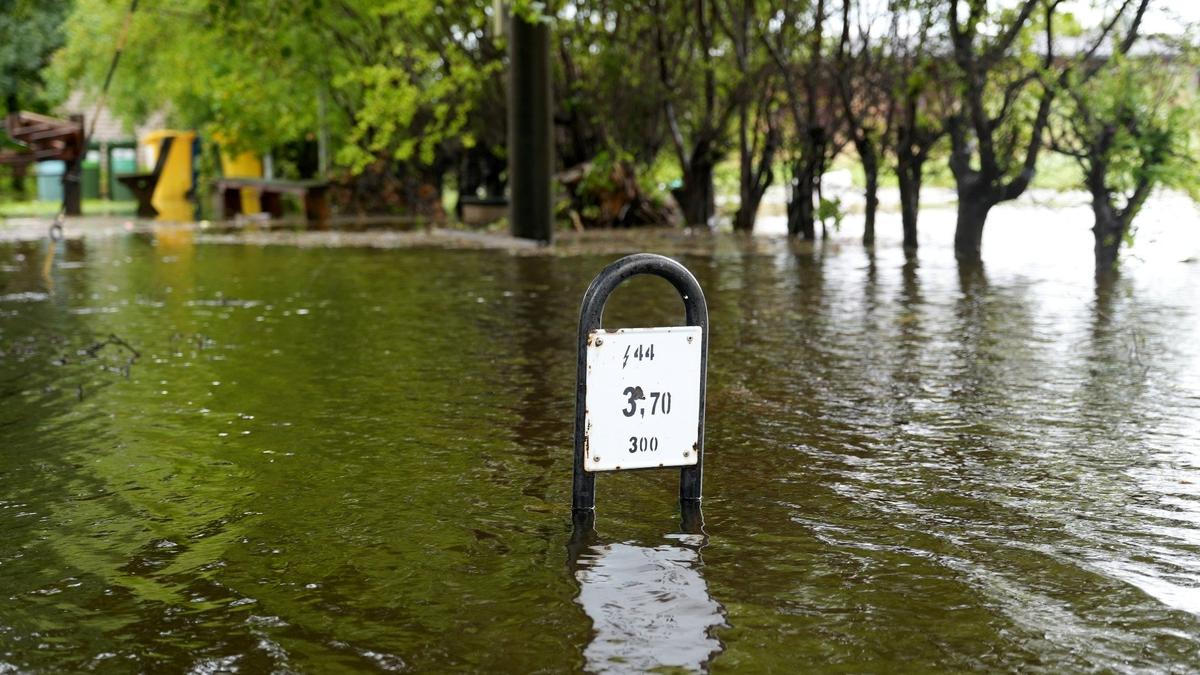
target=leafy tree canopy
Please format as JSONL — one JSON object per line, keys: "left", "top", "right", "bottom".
{"left": 51, "top": 0, "right": 502, "bottom": 171}
{"left": 0, "top": 0, "right": 71, "bottom": 113}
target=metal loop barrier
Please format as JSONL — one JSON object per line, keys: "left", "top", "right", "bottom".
{"left": 572, "top": 253, "right": 709, "bottom": 513}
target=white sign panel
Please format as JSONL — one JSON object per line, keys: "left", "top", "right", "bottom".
{"left": 584, "top": 326, "right": 702, "bottom": 472}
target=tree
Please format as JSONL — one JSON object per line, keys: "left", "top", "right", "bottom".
{"left": 53, "top": 1, "right": 499, "bottom": 186}
{"left": 648, "top": 0, "right": 742, "bottom": 227}
{"left": 887, "top": 2, "right": 946, "bottom": 250}
{"left": 0, "top": 0, "right": 70, "bottom": 114}
{"left": 835, "top": 0, "right": 893, "bottom": 246}
{"left": 764, "top": 0, "right": 843, "bottom": 240}
{"left": 1, "top": 0, "right": 70, "bottom": 199}
{"left": 715, "top": 0, "right": 779, "bottom": 232}
{"left": 1049, "top": 34, "right": 1197, "bottom": 272}
{"left": 555, "top": 2, "right": 667, "bottom": 170}
{"left": 945, "top": 0, "right": 1060, "bottom": 259}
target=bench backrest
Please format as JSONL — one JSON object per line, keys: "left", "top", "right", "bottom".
{"left": 150, "top": 136, "right": 175, "bottom": 178}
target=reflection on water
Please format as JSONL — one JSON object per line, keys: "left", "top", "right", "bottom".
{"left": 570, "top": 508, "right": 725, "bottom": 674}
{"left": 574, "top": 539, "right": 725, "bottom": 674}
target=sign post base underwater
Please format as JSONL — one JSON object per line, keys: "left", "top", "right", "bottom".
{"left": 571, "top": 254, "right": 710, "bottom": 516}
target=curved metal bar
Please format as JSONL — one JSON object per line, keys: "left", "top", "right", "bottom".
{"left": 573, "top": 253, "right": 709, "bottom": 512}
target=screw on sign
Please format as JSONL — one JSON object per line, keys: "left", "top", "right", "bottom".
{"left": 571, "top": 254, "right": 709, "bottom": 520}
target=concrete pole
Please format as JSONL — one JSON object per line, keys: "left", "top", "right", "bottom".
{"left": 507, "top": 13, "right": 554, "bottom": 243}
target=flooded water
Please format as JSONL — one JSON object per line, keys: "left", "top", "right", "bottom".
{"left": 2, "top": 203, "right": 1200, "bottom": 672}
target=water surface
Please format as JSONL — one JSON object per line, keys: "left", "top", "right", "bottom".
{"left": 2, "top": 214, "right": 1200, "bottom": 672}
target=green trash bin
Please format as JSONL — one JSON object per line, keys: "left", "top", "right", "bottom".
{"left": 36, "top": 160, "right": 65, "bottom": 203}
{"left": 109, "top": 146, "right": 137, "bottom": 202}
{"left": 82, "top": 150, "right": 101, "bottom": 199}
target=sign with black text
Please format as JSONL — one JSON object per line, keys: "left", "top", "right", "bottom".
{"left": 584, "top": 326, "right": 702, "bottom": 472}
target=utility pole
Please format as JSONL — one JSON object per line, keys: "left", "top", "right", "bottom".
{"left": 507, "top": 10, "right": 554, "bottom": 243}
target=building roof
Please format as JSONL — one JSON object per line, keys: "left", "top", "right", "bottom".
{"left": 59, "top": 90, "right": 167, "bottom": 144}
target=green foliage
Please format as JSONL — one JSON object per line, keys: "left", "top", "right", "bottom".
{"left": 0, "top": 0, "right": 70, "bottom": 112}
{"left": 331, "top": 2, "right": 503, "bottom": 172}
{"left": 51, "top": 0, "right": 502, "bottom": 173}
{"left": 817, "top": 195, "right": 844, "bottom": 231}
{"left": 1028, "top": 153, "right": 1084, "bottom": 191}
{"left": 52, "top": 0, "right": 329, "bottom": 152}
{"left": 0, "top": 198, "right": 137, "bottom": 217}
{"left": 34, "top": 0, "right": 1198, "bottom": 232}
{"left": 1098, "top": 63, "right": 1196, "bottom": 200}
{"left": 1054, "top": 49, "right": 1200, "bottom": 222}
{"left": 576, "top": 150, "right": 630, "bottom": 197}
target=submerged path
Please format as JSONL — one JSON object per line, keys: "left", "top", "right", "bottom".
{"left": 1, "top": 193, "right": 1199, "bottom": 671}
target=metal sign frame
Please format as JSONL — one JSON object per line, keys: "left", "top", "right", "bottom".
{"left": 573, "top": 253, "right": 709, "bottom": 513}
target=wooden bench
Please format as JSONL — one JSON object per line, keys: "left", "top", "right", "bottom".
{"left": 116, "top": 136, "right": 174, "bottom": 218}
{"left": 214, "top": 177, "right": 330, "bottom": 224}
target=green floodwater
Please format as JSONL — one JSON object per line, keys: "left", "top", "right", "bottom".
{"left": 2, "top": 228, "right": 1200, "bottom": 672}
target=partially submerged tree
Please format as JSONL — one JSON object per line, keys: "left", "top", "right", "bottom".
{"left": 715, "top": 0, "right": 780, "bottom": 232}
{"left": 1050, "top": 37, "right": 1197, "bottom": 272}
{"left": 648, "top": 0, "right": 742, "bottom": 227}
{"left": 835, "top": 0, "right": 892, "bottom": 245}
{"left": 764, "top": 0, "right": 842, "bottom": 240}
{"left": 945, "top": 0, "right": 1060, "bottom": 259}
{"left": 887, "top": 3, "right": 946, "bottom": 250}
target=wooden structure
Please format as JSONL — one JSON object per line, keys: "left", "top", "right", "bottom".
{"left": 214, "top": 178, "right": 330, "bottom": 224}
{"left": 116, "top": 136, "right": 174, "bottom": 218}
{"left": 0, "top": 112, "right": 86, "bottom": 214}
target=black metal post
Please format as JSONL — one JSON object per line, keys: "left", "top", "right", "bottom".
{"left": 62, "top": 114, "right": 84, "bottom": 217}
{"left": 572, "top": 253, "right": 709, "bottom": 514}
{"left": 507, "top": 12, "right": 554, "bottom": 243}
{"left": 680, "top": 500, "right": 705, "bottom": 535}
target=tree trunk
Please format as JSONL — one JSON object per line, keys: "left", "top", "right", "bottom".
{"left": 734, "top": 186, "right": 764, "bottom": 232}
{"left": 734, "top": 105, "right": 755, "bottom": 232}
{"left": 10, "top": 163, "right": 29, "bottom": 201}
{"left": 673, "top": 160, "right": 715, "bottom": 227}
{"left": 861, "top": 149, "right": 879, "bottom": 247}
{"left": 734, "top": 124, "right": 776, "bottom": 233}
{"left": 787, "top": 127, "right": 826, "bottom": 239}
{"left": 897, "top": 157, "right": 921, "bottom": 250}
{"left": 953, "top": 183, "right": 994, "bottom": 259}
{"left": 787, "top": 168, "right": 816, "bottom": 240}
{"left": 1092, "top": 197, "right": 1124, "bottom": 274}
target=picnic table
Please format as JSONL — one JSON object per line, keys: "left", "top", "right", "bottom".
{"left": 214, "top": 178, "right": 330, "bottom": 224}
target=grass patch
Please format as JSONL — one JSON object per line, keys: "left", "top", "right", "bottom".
{"left": 0, "top": 199, "right": 138, "bottom": 218}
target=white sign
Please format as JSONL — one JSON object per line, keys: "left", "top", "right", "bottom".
{"left": 584, "top": 326, "right": 702, "bottom": 472}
